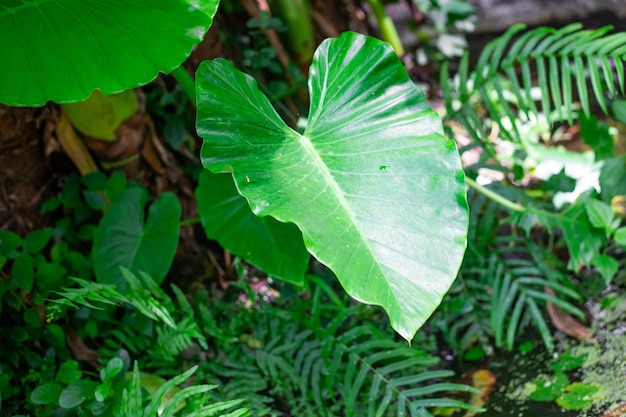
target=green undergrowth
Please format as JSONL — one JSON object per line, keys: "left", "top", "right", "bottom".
{"left": 4, "top": 2, "right": 626, "bottom": 415}
{"left": 492, "top": 289, "right": 626, "bottom": 416}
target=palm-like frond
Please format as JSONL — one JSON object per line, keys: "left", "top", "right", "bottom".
{"left": 442, "top": 23, "right": 626, "bottom": 144}
{"left": 206, "top": 304, "right": 480, "bottom": 417}
{"left": 487, "top": 237, "right": 584, "bottom": 351}
{"left": 436, "top": 188, "right": 586, "bottom": 353}
{"left": 122, "top": 362, "right": 250, "bottom": 417}
{"left": 49, "top": 269, "right": 207, "bottom": 363}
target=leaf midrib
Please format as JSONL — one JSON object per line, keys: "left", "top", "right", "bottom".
{"left": 0, "top": 0, "right": 55, "bottom": 16}
{"left": 296, "top": 133, "right": 386, "bottom": 288}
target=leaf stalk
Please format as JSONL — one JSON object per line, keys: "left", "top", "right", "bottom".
{"left": 465, "top": 176, "right": 526, "bottom": 213}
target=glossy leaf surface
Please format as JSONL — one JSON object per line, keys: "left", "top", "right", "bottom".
{"left": 93, "top": 188, "right": 181, "bottom": 290}
{"left": 0, "top": 0, "right": 219, "bottom": 106}
{"left": 196, "top": 171, "right": 309, "bottom": 286}
{"left": 196, "top": 32, "right": 468, "bottom": 340}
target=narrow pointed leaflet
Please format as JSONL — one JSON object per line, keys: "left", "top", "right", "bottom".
{"left": 196, "top": 32, "right": 468, "bottom": 340}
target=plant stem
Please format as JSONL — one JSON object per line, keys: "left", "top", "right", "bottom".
{"left": 465, "top": 176, "right": 527, "bottom": 213}
{"left": 171, "top": 65, "right": 197, "bottom": 108}
{"left": 367, "top": 0, "right": 405, "bottom": 56}
{"left": 270, "top": 0, "right": 315, "bottom": 70}
{"left": 179, "top": 217, "right": 201, "bottom": 227}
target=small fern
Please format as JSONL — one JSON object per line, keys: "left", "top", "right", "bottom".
{"left": 122, "top": 362, "right": 250, "bottom": 417}
{"left": 203, "top": 299, "right": 481, "bottom": 417}
{"left": 436, "top": 187, "right": 586, "bottom": 353}
{"left": 487, "top": 237, "right": 584, "bottom": 351}
{"left": 48, "top": 267, "right": 207, "bottom": 362}
{"left": 442, "top": 23, "right": 626, "bottom": 144}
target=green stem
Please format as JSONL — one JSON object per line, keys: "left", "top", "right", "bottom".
{"left": 179, "top": 217, "right": 201, "bottom": 227}
{"left": 270, "top": 0, "right": 315, "bottom": 69}
{"left": 171, "top": 65, "right": 197, "bottom": 108}
{"left": 367, "top": 0, "right": 405, "bottom": 56}
{"left": 465, "top": 176, "right": 527, "bottom": 213}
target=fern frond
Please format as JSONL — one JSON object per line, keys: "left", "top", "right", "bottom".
{"left": 443, "top": 23, "right": 626, "bottom": 143}
{"left": 323, "top": 325, "right": 482, "bottom": 417}
{"left": 118, "top": 362, "right": 250, "bottom": 417}
{"left": 150, "top": 316, "right": 206, "bottom": 361}
{"left": 487, "top": 237, "right": 584, "bottom": 351}
{"left": 202, "top": 302, "right": 478, "bottom": 417}
{"left": 204, "top": 360, "right": 276, "bottom": 415}
{"left": 444, "top": 182, "right": 589, "bottom": 353}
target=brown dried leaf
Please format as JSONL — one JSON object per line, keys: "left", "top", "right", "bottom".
{"left": 463, "top": 369, "right": 496, "bottom": 417}
{"left": 601, "top": 403, "right": 626, "bottom": 417}
{"left": 56, "top": 111, "right": 99, "bottom": 175}
{"left": 63, "top": 324, "right": 99, "bottom": 369}
{"left": 545, "top": 286, "right": 593, "bottom": 340}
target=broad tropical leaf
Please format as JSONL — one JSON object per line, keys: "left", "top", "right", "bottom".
{"left": 93, "top": 187, "right": 181, "bottom": 289}
{"left": 0, "top": 0, "right": 219, "bottom": 106}
{"left": 195, "top": 171, "right": 309, "bottom": 285}
{"left": 196, "top": 32, "right": 468, "bottom": 340}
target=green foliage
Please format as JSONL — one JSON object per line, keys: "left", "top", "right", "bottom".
{"left": 510, "top": 351, "right": 604, "bottom": 411}
{"left": 146, "top": 85, "right": 196, "bottom": 151}
{"left": 435, "top": 22, "right": 626, "bottom": 356}
{"left": 195, "top": 171, "right": 310, "bottom": 285}
{"left": 487, "top": 238, "right": 583, "bottom": 351}
{"left": 30, "top": 356, "right": 249, "bottom": 417}
{"left": 196, "top": 280, "right": 480, "bottom": 417}
{"left": 509, "top": 191, "right": 620, "bottom": 285}
{"left": 196, "top": 31, "right": 468, "bottom": 341}
{"left": 122, "top": 363, "right": 249, "bottom": 417}
{"left": 245, "top": 10, "right": 288, "bottom": 75}
{"left": 411, "top": 0, "right": 476, "bottom": 64}
{"left": 0, "top": 174, "right": 109, "bottom": 412}
{"left": 434, "top": 188, "right": 586, "bottom": 353}
{"left": 442, "top": 23, "right": 626, "bottom": 147}
{"left": 49, "top": 268, "right": 207, "bottom": 364}
{"left": 0, "top": 0, "right": 219, "bottom": 106}
{"left": 579, "top": 112, "right": 615, "bottom": 161}
{"left": 93, "top": 187, "right": 181, "bottom": 289}
{"left": 6, "top": 0, "right": 626, "bottom": 413}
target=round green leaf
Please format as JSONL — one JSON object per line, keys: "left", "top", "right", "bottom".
{"left": 103, "top": 357, "right": 124, "bottom": 381}
{"left": 93, "top": 188, "right": 181, "bottom": 289}
{"left": 23, "top": 228, "right": 52, "bottom": 254}
{"left": 11, "top": 253, "right": 34, "bottom": 292}
{"left": 530, "top": 373, "right": 569, "bottom": 402}
{"left": 36, "top": 262, "right": 68, "bottom": 289}
{"left": 0, "top": 0, "right": 219, "bottom": 106}
{"left": 59, "top": 380, "right": 98, "bottom": 409}
{"left": 556, "top": 383, "right": 602, "bottom": 410}
{"left": 0, "top": 230, "right": 23, "bottom": 255}
{"left": 45, "top": 323, "right": 66, "bottom": 347}
{"left": 196, "top": 32, "right": 468, "bottom": 340}
{"left": 196, "top": 171, "right": 309, "bottom": 285}
{"left": 30, "top": 382, "right": 63, "bottom": 405}
{"left": 56, "top": 360, "right": 82, "bottom": 385}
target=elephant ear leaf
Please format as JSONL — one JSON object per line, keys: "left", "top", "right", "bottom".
{"left": 0, "top": 0, "right": 219, "bottom": 106}
{"left": 195, "top": 170, "right": 310, "bottom": 286}
{"left": 93, "top": 188, "right": 181, "bottom": 290}
{"left": 196, "top": 32, "right": 468, "bottom": 341}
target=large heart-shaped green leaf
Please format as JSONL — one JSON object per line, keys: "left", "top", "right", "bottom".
{"left": 93, "top": 187, "right": 181, "bottom": 289}
{"left": 196, "top": 32, "right": 468, "bottom": 340}
{"left": 195, "top": 170, "right": 309, "bottom": 285}
{"left": 0, "top": 0, "right": 218, "bottom": 106}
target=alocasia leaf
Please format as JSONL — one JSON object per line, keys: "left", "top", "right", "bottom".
{"left": 195, "top": 170, "right": 309, "bottom": 286}
{"left": 0, "top": 0, "right": 219, "bottom": 106}
{"left": 93, "top": 187, "right": 181, "bottom": 290}
{"left": 196, "top": 32, "right": 468, "bottom": 340}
